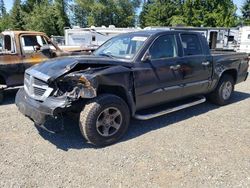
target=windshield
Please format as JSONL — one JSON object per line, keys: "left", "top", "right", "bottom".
{"left": 94, "top": 34, "right": 149, "bottom": 60}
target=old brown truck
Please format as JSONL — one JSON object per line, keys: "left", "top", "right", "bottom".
{"left": 0, "top": 30, "right": 90, "bottom": 103}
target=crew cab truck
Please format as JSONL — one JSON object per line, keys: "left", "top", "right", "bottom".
{"left": 0, "top": 30, "right": 90, "bottom": 104}
{"left": 15, "top": 30, "right": 249, "bottom": 146}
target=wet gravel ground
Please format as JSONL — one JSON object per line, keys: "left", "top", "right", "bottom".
{"left": 0, "top": 76, "right": 249, "bottom": 188}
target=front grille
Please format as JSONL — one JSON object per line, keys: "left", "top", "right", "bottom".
{"left": 34, "top": 78, "right": 47, "bottom": 86}
{"left": 24, "top": 73, "right": 53, "bottom": 101}
{"left": 34, "top": 87, "right": 47, "bottom": 96}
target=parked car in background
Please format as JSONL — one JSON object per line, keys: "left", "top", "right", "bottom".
{"left": 0, "top": 30, "right": 90, "bottom": 103}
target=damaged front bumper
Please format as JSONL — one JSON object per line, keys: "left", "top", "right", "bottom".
{"left": 15, "top": 88, "right": 70, "bottom": 125}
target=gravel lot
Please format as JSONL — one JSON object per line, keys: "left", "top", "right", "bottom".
{"left": 0, "top": 75, "right": 249, "bottom": 188}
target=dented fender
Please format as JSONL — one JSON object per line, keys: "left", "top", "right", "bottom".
{"left": 57, "top": 65, "right": 136, "bottom": 115}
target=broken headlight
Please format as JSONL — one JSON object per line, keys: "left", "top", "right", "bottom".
{"left": 54, "top": 74, "right": 97, "bottom": 100}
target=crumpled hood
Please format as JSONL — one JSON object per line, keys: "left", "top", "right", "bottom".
{"left": 26, "top": 55, "right": 131, "bottom": 82}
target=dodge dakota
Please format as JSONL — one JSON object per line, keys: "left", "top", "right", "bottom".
{"left": 15, "top": 30, "right": 249, "bottom": 146}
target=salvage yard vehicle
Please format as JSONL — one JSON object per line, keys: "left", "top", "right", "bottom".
{"left": 0, "top": 30, "right": 90, "bottom": 103}
{"left": 15, "top": 30, "right": 249, "bottom": 146}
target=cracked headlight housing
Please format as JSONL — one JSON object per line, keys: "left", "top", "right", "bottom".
{"left": 54, "top": 74, "right": 97, "bottom": 100}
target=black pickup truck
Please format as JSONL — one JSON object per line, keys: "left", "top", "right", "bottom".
{"left": 16, "top": 30, "right": 249, "bottom": 146}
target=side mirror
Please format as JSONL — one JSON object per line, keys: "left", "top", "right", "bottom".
{"left": 141, "top": 51, "right": 151, "bottom": 62}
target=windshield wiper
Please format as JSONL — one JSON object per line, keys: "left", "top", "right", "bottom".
{"left": 98, "top": 53, "right": 115, "bottom": 59}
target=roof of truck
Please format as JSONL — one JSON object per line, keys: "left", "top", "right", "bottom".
{"left": 1, "top": 30, "right": 46, "bottom": 36}
{"left": 124, "top": 29, "right": 202, "bottom": 36}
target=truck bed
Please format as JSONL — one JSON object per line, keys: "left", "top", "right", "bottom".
{"left": 211, "top": 50, "right": 248, "bottom": 61}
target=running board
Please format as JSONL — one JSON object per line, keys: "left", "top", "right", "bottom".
{"left": 134, "top": 96, "right": 206, "bottom": 120}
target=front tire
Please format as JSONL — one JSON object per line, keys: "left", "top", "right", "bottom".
{"left": 208, "top": 74, "right": 235, "bottom": 105}
{"left": 79, "top": 94, "right": 130, "bottom": 146}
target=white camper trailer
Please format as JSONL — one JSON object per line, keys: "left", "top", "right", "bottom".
{"left": 64, "top": 25, "right": 141, "bottom": 49}
{"left": 236, "top": 26, "right": 250, "bottom": 53}
{"left": 144, "top": 26, "right": 238, "bottom": 51}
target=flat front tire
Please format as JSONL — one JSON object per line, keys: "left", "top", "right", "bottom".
{"left": 208, "top": 74, "right": 235, "bottom": 105}
{"left": 79, "top": 94, "right": 130, "bottom": 146}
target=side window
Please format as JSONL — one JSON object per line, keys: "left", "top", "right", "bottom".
{"left": 149, "top": 35, "right": 177, "bottom": 60}
{"left": 21, "top": 35, "right": 48, "bottom": 54}
{"left": 0, "top": 35, "right": 15, "bottom": 54}
{"left": 4, "top": 35, "right": 12, "bottom": 51}
{"left": 181, "top": 34, "right": 202, "bottom": 56}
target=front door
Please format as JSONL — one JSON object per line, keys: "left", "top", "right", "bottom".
{"left": 134, "top": 34, "right": 183, "bottom": 110}
{"left": 20, "top": 34, "right": 52, "bottom": 66}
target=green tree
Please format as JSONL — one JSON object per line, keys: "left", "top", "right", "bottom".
{"left": 202, "top": 0, "right": 237, "bottom": 27}
{"left": 0, "top": 0, "right": 10, "bottom": 32}
{"left": 22, "top": 0, "right": 43, "bottom": 12}
{"left": 70, "top": 3, "right": 88, "bottom": 27}
{"left": 10, "top": 0, "right": 25, "bottom": 30}
{"left": 139, "top": 0, "right": 237, "bottom": 27}
{"left": 0, "top": 0, "right": 6, "bottom": 17}
{"left": 76, "top": 0, "right": 140, "bottom": 27}
{"left": 24, "top": 1, "right": 59, "bottom": 36}
{"left": 54, "top": 0, "right": 70, "bottom": 35}
{"left": 242, "top": 0, "right": 250, "bottom": 25}
{"left": 23, "top": 0, "right": 70, "bottom": 36}
{"left": 139, "top": 0, "right": 184, "bottom": 27}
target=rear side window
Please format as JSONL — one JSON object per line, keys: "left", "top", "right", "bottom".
{"left": 149, "top": 34, "right": 177, "bottom": 60}
{"left": 181, "top": 34, "right": 202, "bottom": 56}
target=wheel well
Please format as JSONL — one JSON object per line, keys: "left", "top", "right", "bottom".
{"left": 97, "top": 85, "right": 132, "bottom": 113}
{"left": 221, "top": 69, "right": 237, "bottom": 83}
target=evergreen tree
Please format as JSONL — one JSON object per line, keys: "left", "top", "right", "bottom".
{"left": 0, "top": 0, "right": 6, "bottom": 17}
{"left": 10, "top": 0, "right": 25, "bottom": 30}
{"left": 23, "top": 0, "right": 70, "bottom": 36}
{"left": 139, "top": 0, "right": 237, "bottom": 27}
{"left": 22, "top": 0, "right": 43, "bottom": 12}
{"left": 24, "top": 1, "right": 59, "bottom": 36}
{"left": 54, "top": 0, "right": 70, "bottom": 35}
{"left": 70, "top": 3, "right": 88, "bottom": 27}
{"left": 76, "top": 0, "right": 140, "bottom": 27}
{"left": 139, "top": 0, "right": 184, "bottom": 27}
{"left": 0, "top": 0, "right": 10, "bottom": 32}
{"left": 242, "top": 0, "right": 250, "bottom": 25}
{"left": 202, "top": 0, "right": 237, "bottom": 27}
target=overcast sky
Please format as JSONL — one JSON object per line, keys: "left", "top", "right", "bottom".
{"left": 3, "top": 0, "right": 245, "bottom": 15}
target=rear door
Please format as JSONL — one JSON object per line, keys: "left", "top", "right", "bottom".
{"left": 133, "top": 34, "right": 184, "bottom": 110}
{"left": 178, "top": 34, "right": 213, "bottom": 96}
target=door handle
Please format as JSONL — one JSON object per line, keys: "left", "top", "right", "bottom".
{"left": 202, "top": 61, "right": 210, "bottom": 66}
{"left": 170, "top": 64, "right": 181, "bottom": 70}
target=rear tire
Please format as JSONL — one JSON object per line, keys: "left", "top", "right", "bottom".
{"left": 207, "top": 74, "right": 235, "bottom": 105}
{"left": 79, "top": 94, "right": 130, "bottom": 146}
